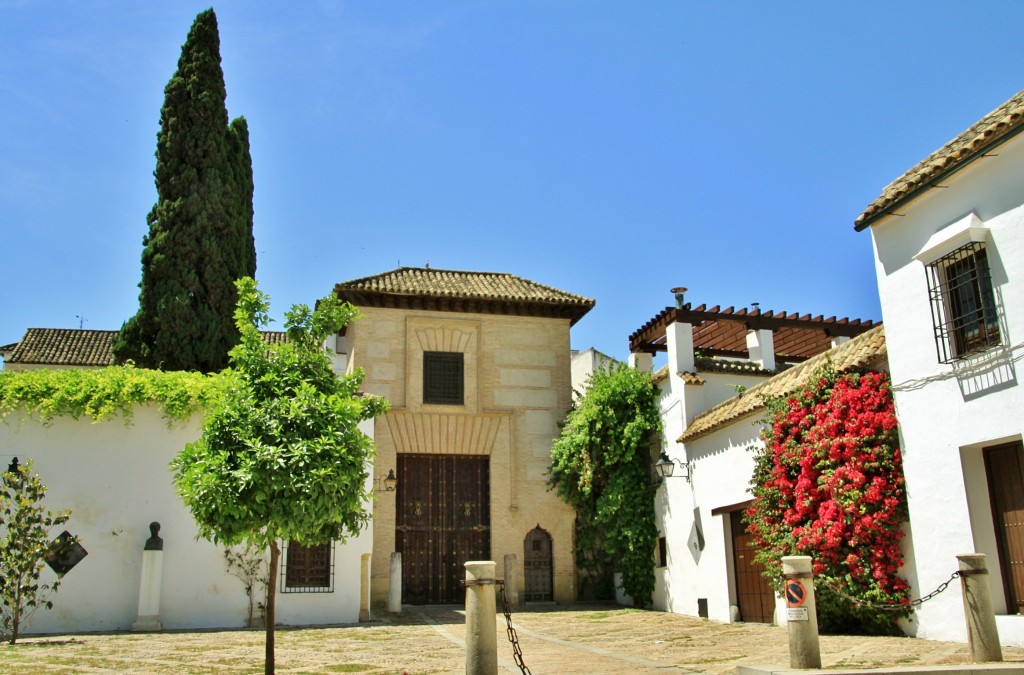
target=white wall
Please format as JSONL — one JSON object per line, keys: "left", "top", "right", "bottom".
{"left": 653, "top": 414, "right": 775, "bottom": 622}
{"left": 0, "top": 407, "right": 373, "bottom": 635}
{"left": 869, "top": 132, "right": 1024, "bottom": 646}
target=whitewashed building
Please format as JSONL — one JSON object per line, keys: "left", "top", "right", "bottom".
{"left": 856, "top": 88, "right": 1024, "bottom": 645}
{"left": 627, "top": 295, "right": 879, "bottom": 622}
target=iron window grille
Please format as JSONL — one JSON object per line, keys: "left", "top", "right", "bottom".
{"left": 281, "top": 540, "right": 334, "bottom": 593}
{"left": 925, "top": 242, "right": 1002, "bottom": 364}
{"left": 423, "top": 351, "right": 464, "bottom": 405}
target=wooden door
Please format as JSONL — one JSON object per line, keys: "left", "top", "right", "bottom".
{"left": 524, "top": 526, "right": 553, "bottom": 601}
{"left": 730, "top": 510, "right": 776, "bottom": 623}
{"left": 984, "top": 441, "right": 1024, "bottom": 614}
{"left": 397, "top": 454, "right": 490, "bottom": 604}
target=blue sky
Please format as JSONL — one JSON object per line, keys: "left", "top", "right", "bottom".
{"left": 2, "top": 1, "right": 1023, "bottom": 363}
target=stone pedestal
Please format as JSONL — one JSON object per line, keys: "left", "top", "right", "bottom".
{"left": 503, "top": 554, "right": 518, "bottom": 609}
{"left": 359, "top": 553, "right": 372, "bottom": 622}
{"left": 132, "top": 522, "right": 164, "bottom": 632}
{"left": 388, "top": 552, "right": 402, "bottom": 613}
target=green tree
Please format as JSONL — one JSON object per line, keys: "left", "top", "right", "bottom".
{"left": 0, "top": 460, "right": 73, "bottom": 644}
{"left": 113, "top": 8, "right": 256, "bottom": 373}
{"left": 549, "top": 365, "right": 661, "bottom": 605}
{"left": 172, "top": 277, "right": 387, "bottom": 674}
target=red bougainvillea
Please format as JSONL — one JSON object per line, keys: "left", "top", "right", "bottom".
{"left": 745, "top": 365, "right": 910, "bottom": 634}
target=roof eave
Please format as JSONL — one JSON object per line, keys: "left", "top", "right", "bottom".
{"left": 855, "top": 109, "right": 1024, "bottom": 232}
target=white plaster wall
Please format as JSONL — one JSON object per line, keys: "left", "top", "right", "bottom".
{"left": 569, "top": 348, "right": 618, "bottom": 400}
{"left": 869, "top": 132, "right": 1024, "bottom": 646}
{"left": 653, "top": 416, "right": 776, "bottom": 623}
{"left": 0, "top": 407, "right": 373, "bottom": 635}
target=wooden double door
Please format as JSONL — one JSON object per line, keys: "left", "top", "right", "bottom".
{"left": 396, "top": 454, "right": 490, "bottom": 604}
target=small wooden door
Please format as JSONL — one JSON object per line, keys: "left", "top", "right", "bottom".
{"left": 524, "top": 526, "right": 553, "bottom": 602}
{"left": 397, "top": 454, "right": 490, "bottom": 604}
{"left": 730, "top": 510, "right": 776, "bottom": 623}
{"left": 984, "top": 441, "right": 1024, "bottom": 614}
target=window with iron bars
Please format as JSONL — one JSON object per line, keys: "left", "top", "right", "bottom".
{"left": 925, "top": 242, "right": 1002, "bottom": 364}
{"left": 423, "top": 351, "right": 464, "bottom": 405}
{"left": 281, "top": 541, "right": 334, "bottom": 593}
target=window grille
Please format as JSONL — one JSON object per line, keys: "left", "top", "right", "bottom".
{"left": 423, "top": 351, "right": 464, "bottom": 405}
{"left": 925, "top": 242, "right": 1001, "bottom": 364}
{"left": 281, "top": 541, "right": 334, "bottom": 593}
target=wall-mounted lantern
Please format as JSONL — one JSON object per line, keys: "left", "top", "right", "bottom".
{"left": 655, "top": 452, "right": 693, "bottom": 483}
{"left": 376, "top": 469, "right": 398, "bottom": 492}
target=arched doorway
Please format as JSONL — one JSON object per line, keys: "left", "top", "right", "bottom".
{"left": 524, "top": 526, "right": 553, "bottom": 602}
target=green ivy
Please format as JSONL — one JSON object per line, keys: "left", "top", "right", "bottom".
{"left": 0, "top": 365, "right": 222, "bottom": 425}
{"left": 549, "top": 364, "right": 661, "bottom": 605}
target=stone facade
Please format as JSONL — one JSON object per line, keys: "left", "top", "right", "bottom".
{"left": 333, "top": 267, "right": 594, "bottom": 607}
{"left": 352, "top": 307, "right": 578, "bottom": 605}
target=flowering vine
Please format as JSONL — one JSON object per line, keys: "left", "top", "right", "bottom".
{"left": 745, "top": 364, "right": 910, "bottom": 634}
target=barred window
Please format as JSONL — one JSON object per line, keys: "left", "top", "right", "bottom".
{"left": 925, "top": 242, "right": 1001, "bottom": 364}
{"left": 282, "top": 541, "right": 334, "bottom": 593}
{"left": 423, "top": 351, "right": 464, "bottom": 405}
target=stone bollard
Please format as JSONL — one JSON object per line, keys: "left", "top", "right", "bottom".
{"left": 465, "top": 560, "right": 498, "bottom": 675}
{"left": 958, "top": 553, "right": 1003, "bottom": 662}
{"left": 132, "top": 522, "right": 164, "bottom": 631}
{"left": 503, "top": 554, "right": 518, "bottom": 609}
{"left": 359, "top": 553, "right": 372, "bottom": 622}
{"left": 388, "top": 552, "right": 402, "bottom": 613}
{"left": 782, "top": 555, "right": 821, "bottom": 669}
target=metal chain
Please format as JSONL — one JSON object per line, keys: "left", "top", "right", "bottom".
{"left": 815, "top": 570, "right": 962, "bottom": 612}
{"left": 497, "top": 580, "right": 532, "bottom": 675}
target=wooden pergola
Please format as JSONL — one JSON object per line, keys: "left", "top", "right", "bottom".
{"left": 628, "top": 304, "right": 877, "bottom": 363}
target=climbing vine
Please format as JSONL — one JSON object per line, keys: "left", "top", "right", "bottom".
{"left": 745, "top": 364, "right": 909, "bottom": 634}
{"left": 549, "top": 365, "right": 661, "bottom": 605}
{"left": 0, "top": 365, "right": 221, "bottom": 425}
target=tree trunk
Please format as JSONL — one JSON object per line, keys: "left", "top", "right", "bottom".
{"left": 11, "top": 575, "right": 21, "bottom": 644}
{"left": 265, "top": 541, "right": 279, "bottom": 675}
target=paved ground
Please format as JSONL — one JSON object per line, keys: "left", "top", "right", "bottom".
{"left": 2, "top": 604, "right": 1023, "bottom": 674}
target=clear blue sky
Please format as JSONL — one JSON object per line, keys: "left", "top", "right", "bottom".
{"left": 2, "top": 1, "right": 1022, "bottom": 363}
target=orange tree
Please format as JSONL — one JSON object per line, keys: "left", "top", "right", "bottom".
{"left": 745, "top": 365, "right": 909, "bottom": 634}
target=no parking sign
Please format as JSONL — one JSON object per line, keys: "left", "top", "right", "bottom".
{"left": 785, "top": 579, "right": 807, "bottom": 607}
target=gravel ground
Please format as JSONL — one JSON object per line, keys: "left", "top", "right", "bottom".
{"left": 1, "top": 604, "right": 1022, "bottom": 674}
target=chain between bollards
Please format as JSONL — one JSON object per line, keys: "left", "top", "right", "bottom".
{"left": 816, "top": 569, "right": 976, "bottom": 612}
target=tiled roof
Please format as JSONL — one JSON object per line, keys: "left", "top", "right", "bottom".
{"left": 334, "top": 267, "right": 595, "bottom": 325}
{"left": 3, "top": 328, "right": 289, "bottom": 368}
{"left": 695, "top": 357, "right": 777, "bottom": 377}
{"left": 652, "top": 365, "right": 706, "bottom": 385}
{"left": 678, "top": 324, "right": 886, "bottom": 443}
{"left": 5, "top": 329, "right": 118, "bottom": 367}
{"left": 856, "top": 88, "right": 1024, "bottom": 230}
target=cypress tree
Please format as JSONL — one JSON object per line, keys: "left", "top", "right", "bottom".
{"left": 113, "top": 9, "right": 255, "bottom": 372}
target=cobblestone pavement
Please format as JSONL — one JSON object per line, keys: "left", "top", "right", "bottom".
{"left": 2, "top": 604, "right": 1023, "bottom": 674}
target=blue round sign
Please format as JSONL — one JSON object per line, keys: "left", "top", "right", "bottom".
{"left": 785, "top": 579, "right": 807, "bottom": 607}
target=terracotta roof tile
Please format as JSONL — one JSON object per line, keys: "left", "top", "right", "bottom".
{"left": 6, "top": 329, "right": 117, "bottom": 367}
{"left": 4, "top": 329, "right": 289, "bottom": 368}
{"left": 856, "top": 89, "right": 1024, "bottom": 229}
{"left": 652, "top": 365, "right": 706, "bottom": 385}
{"left": 335, "top": 267, "right": 595, "bottom": 325}
{"left": 678, "top": 324, "right": 887, "bottom": 443}
{"left": 695, "top": 357, "right": 778, "bottom": 377}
